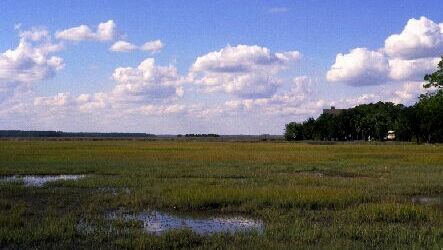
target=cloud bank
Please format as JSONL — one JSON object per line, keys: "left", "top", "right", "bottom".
{"left": 189, "top": 44, "right": 301, "bottom": 98}
{"left": 1, "top": 17, "right": 442, "bottom": 133}
{"left": 327, "top": 17, "right": 442, "bottom": 87}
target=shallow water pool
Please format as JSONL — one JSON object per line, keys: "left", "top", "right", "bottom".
{"left": 109, "top": 210, "right": 264, "bottom": 235}
{"left": 0, "top": 175, "right": 86, "bottom": 187}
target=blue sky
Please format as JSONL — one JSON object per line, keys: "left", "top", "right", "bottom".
{"left": 0, "top": 1, "right": 442, "bottom": 134}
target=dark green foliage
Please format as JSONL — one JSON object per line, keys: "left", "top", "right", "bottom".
{"left": 415, "top": 90, "right": 443, "bottom": 143}
{"left": 286, "top": 102, "right": 408, "bottom": 142}
{"left": 286, "top": 59, "right": 443, "bottom": 143}
{"left": 0, "top": 130, "right": 155, "bottom": 138}
{"left": 184, "top": 134, "right": 220, "bottom": 137}
{"left": 424, "top": 56, "right": 443, "bottom": 89}
{"left": 285, "top": 93, "right": 443, "bottom": 143}
{"left": 284, "top": 122, "right": 304, "bottom": 141}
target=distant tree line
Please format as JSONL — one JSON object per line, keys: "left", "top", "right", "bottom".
{"left": 285, "top": 56, "right": 443, "bottom": 143}
{"left": 0, "top": 130, "right": 156, "bottom": 138}
{"left": 179, "top": 134, "right": 220, "bottom": 138}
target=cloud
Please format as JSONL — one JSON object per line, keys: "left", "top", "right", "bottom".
{"left": 33, "top": 92, "right": 186, "bottom": 119}
{"left": 136, "top": 104, "right": 186, "bottom": 116}
{"left": 34, "top": 92, "right": 71, "bottom": 107}
{"left": 191, "top": 44, "right": 300, "bottom": 73}
{"left": 33, "top": 57, "right": 184, "bottom": 114}
{"left": 110, "top": 40, "right": 138, "bottom": 52}
{"left": 55, "top": 20, "right": 116, "bottom": 41}
{"left": 109, "top": 39, "right": 164, "bottom": 53}
{"left": 388, "top": 57, "right": 440, "bottom": 81}
{"left": 327, "top": 17, "right": 442, "bottom": 87}
{"left": 206, "top": 76, "right": 322, "bottom": 118}
{"left": 29, "top": 54, "right": 187, "bottom": 128}
{"left": 6, "top": 17, "right": 441, "bottom": 134}
{"left": 34, "top": 92, "right": 108, "bottom": 113}
{"left": 111, "top": 58, "right": 184, "bottom": 102}
{"left": 328, "top": 81, "right": 427, "bottom": 109}
{"left": 75, "top": 93, "right": 108, "bottom": 112}
{"left": 189, "top": 44, "right": 301, "bottom": 98}
{"left": 0, "top": 27, "right": 64, "bottom": 102}
{"left": 326, "top": 48, "right": 440, "bottom": 86}
{"left": 391, "top": 82, "right": 426, "bottom": 104}
{"left": 326, "top": 48, "right": 389, "bottom": 86}
{"left": 384, "top": 17, "right": 443, "bottom": 59}
{"left": 140, "top": 40, "right": 164, "bottom": 53}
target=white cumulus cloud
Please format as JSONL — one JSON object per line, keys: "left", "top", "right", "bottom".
{"left": 111, "top": 58, "right": 184, "bottom": 102}
{"left": 140, "top": 40, "right": 164, "bottom": 53}
{"left": 110, "top": 40, "right": 138, "bottom": 52}
{"left": 213, "top": 76, "right": 322, "bottom": 117}
{"left": 55, "top": 20, "right": 116, "bottom": 41}
{"left": 109, "top": 39, "right": 164, "bottom": 53}
{"left": 327, "top": 17, "right": 442, "bottom": 87}
{"left": 326, "top": 48, "right": 389, "bottom": 86}
{"left": 384, "top": 16, "right": 443, "bottom": 59}
{"left": 189, "top": 44, "right": 301, "bottom": 98}
{"left": 0, "top": 27, "right": 64, "bottom": 101}
{"left": 388, "top": 57, "right": 440, "bottom": 81}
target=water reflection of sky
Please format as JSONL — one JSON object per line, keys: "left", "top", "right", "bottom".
{"left": 0, "top": 175, "right": 86, "bottom": 187}
{"left": 111, "top": 211, "right": 264, "bottom": 235}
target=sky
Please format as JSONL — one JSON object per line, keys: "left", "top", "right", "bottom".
{"left": 0, "top": 0, "right": 442, "bottom": 134}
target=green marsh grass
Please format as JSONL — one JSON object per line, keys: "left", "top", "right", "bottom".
{"left": 0, "top": 141, "right": 442, "bottom": 248}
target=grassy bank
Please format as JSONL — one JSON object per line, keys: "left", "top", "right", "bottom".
{"left": 0, "top": 141, "right": 442, "bottom": 249}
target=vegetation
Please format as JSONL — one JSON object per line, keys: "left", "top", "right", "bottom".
{"left": 0, "top": 141, "right": 442, "bottom": 249}
{"left": 0, "top": 130, "right": 155, "bottom": 138}
{"left": 286, "top": 57, "right": 443, "bottom": 143}
{"left": 424, "top": 56, "right": 443, "bottom": 89}
{"left": 183, "top": 134, "right": 220, "bottom": 138}
{"left": 285, "top": 102, "right": 416, "bottom": 142}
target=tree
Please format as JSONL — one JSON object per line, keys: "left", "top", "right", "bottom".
{"left": 314, "top": 114, "right": 334, "bottom": 140}
{"left": 284, "top": 98, "right": 443, "bottom": 143}
{"left": 284, "top": 122, "right": 304, "bottom": 141}
{"left": 424, "top": 56, "right": 443, "bottom": 89}
{"left": 302, "top": 118, "right": 316, "bottom": 140}
{"left": 415, "top": 90, "right": 443, "bottom": 143}
{"left": 394, "top": 106, "right": 415, "bottom": 142}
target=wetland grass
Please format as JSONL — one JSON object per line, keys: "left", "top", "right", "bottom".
{"left": 0, "top": 141, "right": 442, "bottom": 248}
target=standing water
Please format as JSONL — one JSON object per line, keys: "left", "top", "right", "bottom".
{"left": 0, "top": 175, "right": 86, "bottom": 187}
{"left": 109, "top": 210, "right": 264, "bottom": 235}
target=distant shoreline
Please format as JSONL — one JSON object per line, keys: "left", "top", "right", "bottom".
{"left": 0, "top": 130, "right": 284, "bottom": 142}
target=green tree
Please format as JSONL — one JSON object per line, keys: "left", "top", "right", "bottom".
{"left": 284, "top": 122, "right": 304, "bottom": 141}
{"left": 302, "top": 118, "right": 316, "bottom": 140}
{"left": 394, "top": 106, "right": 415, "bottom": 142}
{"left": 424, "top": 56, "right": 443, "bottom": 89}
{"left": 314, "top": 114, "right": 334, "bottom": 140}
{"left": 415, "top": 90, "right": 443, "bottom": 142}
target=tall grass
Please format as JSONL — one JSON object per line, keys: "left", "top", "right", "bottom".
{"left": 0, "top": 141, "right": 442, "bottom": 248}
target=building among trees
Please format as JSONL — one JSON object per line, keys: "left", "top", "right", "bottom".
{"left": 322, "top": 106, "right": 346, "bottom": 116}
{"left": 285, "top": 56, "right": 443, "bottom": 143}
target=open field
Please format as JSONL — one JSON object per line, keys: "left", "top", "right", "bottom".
{"left": 0, "top": 141, "right": 442, "bottom": 249}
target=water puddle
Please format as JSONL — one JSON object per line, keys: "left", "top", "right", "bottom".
{"left": 109, "top": 210, "right": 264, "bottom": 235}
{"left": 97, "top": 187, "right": 131, "bottom": 196}
{"left": 76, "top": 219, "right": 96, "bottom": 235}
{"left": 0, "top": 175, "right": 86, "bottom": 187}
{"left": 411, "top": 196, "right": 442, "bottom": 205}
{"left": 290, "top": 170, "right": 368, "bottom": 178}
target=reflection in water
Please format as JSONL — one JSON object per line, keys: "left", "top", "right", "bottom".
{"left": 411, "top": 196, "right": 442, "bottom": 205}
{"left": 1, "top": 175, "right": 86, "bottom": 187}
{"left": 109, "top": 210, "right": 264, "bottom": 235}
